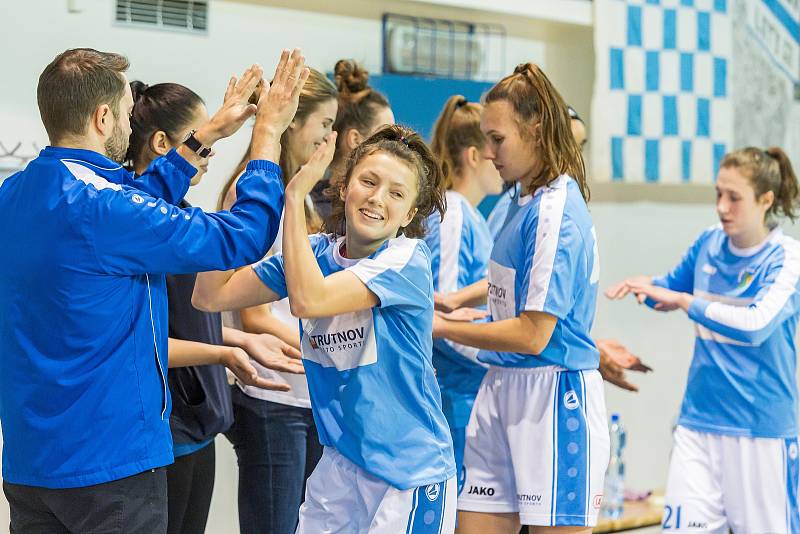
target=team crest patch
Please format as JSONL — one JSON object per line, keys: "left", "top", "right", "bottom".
{"left": 790, "top": 442, "right": 798, "bottom": 460}
{"left": 425, "top": 483, "right": 440, "bottom": 502}
{"left": 736, "top": 270, "right": 755, "bottom": 291}
{"left": 563, "top": 390, "right": 580, "bottom": 410}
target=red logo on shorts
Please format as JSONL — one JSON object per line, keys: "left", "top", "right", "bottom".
{"left": 592, "top": 494, "right": 603, "bottom": 509}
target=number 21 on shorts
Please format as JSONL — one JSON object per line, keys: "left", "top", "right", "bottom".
{"left": 662, "top": 504, "right": 682, "bottom": 529}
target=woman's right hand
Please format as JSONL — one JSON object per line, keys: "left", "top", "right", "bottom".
{"left": 604, "top": 275, "right": 653, "bottom": 300}
{"left": 197, "top": 64, "right": 263, "bottom": 144}
{"left": 254, "top": 48, "right": 310, "bottom": 136}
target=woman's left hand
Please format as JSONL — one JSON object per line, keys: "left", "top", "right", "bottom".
{"left": 286, "top": 132, "right": 337, "bottom": 198}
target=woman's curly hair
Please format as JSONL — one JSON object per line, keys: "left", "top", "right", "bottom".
{"left": 324, "top": 124, "right": 446, "bottom": 239}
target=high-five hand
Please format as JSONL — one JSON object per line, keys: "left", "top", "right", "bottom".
{"left": 251, "top": 48, "right": 311, "bottom": 161}
{"left": 196, "top": 64, "right": 263, "bottom": 144}
{"left": 287, "top": 132, "right": 337, "bottom": 198}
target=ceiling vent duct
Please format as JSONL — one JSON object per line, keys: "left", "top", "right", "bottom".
{"left": 382, "top": 13, "right": 505, "bottom": 81}
{"left": 115, "top": 0, "right": 208, "bottom": 33}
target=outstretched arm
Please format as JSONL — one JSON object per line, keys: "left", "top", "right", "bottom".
{"left": 434, "top": 310, "right": 557, "bottom": 355}
{"left": 193, "top": 266, "right": 281, "bottom": 312}
{"left": 167, "top": 336, "right": 299, "bottom": 391}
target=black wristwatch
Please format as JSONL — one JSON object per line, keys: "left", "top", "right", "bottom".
{"left": 181, "top": 130, "right": 213, "bottom": 158}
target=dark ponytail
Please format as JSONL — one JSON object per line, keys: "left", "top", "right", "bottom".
{"left": 125, "top": 81, "right": 204, "bottom": 170}
{"left": 430, "top": 95, "right": 485, "bottom": 191}
{"left": 485, "top": 63, "right": 588, "bottom": 201}
{"left": 721, "top": 147, "right": 799, "bottom": 223}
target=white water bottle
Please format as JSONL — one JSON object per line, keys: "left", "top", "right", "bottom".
{"left": 602, "top": 413, "right": 626, "bottom": 519}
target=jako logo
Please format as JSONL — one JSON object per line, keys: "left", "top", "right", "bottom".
{"left": 425, "top": 483, "right": 440, "bottom": 501}
{"left": 467, "top": 486, "right": 495, "bottom": 496}
{"left": 563, "top": 390, "right": 580, "bottom": 410}
{"left": 592, "top": 494, "right": 603, "bottom": 509}
{"left": 790, "top": 442, "right": 798, "bottom": 460}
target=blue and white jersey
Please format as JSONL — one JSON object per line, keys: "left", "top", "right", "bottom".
{"left": 253, "top": 234, "right": 456, "bottom": 489}
{"left": 479, "top": 175, "right": 600, "bottom": 369}
{"left": 424, "top": 191, "right": 491, "bottom": 426}
{"left": 487, "top": 183, "right": 521, "bottom": 240}
{"left": 654, "top": 225, "right": 800, "bottom": 438}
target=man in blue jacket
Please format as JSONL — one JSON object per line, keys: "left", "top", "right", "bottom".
{"left": 0, "top": 47, "right": 311, "bottom": 533}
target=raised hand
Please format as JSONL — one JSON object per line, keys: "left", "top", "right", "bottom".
{"left": 201, "top": 64, "right": 263, "bottom": 143}
{"left": 250, "top": 48, "right": 310, "bottom": 161}
{"left": 256, "top": 48, "right": 311, "bottom": 136}
{"left": 287, "top": 132, "right": 337, "bottom": 197}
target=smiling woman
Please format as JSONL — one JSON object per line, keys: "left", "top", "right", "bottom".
{"left": 192, "top": 124, "right": 459, "bottom": 533}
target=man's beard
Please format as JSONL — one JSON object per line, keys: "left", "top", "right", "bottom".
{"left": 104, "top": 121, "right": 128, "bottom": 164}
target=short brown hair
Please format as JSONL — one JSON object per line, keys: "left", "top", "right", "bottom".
{"left": 37, "top": 48, "right": 130, "bottom": 143}
{"left": 485, "top": 63, "right": 589, "bottom": 201}
{"left": 324, "top": 124, "right": 446, "bottom": 239}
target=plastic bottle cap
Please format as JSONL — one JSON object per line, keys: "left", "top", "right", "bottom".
{"left": 611, "top": 413, "right": 620, "bottom": 422}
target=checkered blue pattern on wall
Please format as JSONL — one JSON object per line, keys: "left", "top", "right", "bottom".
{"left": 591, "top": 0, "right": 733, "bottom": 184}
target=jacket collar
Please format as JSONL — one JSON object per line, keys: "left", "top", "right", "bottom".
{"left": 41, "top": 146, "right": 131, "bottom": 183}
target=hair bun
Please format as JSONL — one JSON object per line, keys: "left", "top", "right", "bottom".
{"left": 129, "top": 80, "right": 150, "bottom": 102}
{"left": 334, "top": 59, "right": 370, "bottom": 95}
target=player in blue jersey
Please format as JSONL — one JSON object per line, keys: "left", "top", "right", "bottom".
{"left": 193, "top": 125, "right": 457, "bottom": 532}
{"left": 425, "top": 94, "right": 502, "bottom": 491}
{"left": 434, "top": 64, "right": 609, "bottom": 532}
{"left": 606, "top": 147, "right": 800, "bottom": 533}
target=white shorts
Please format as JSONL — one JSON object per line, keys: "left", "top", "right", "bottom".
{"left": 297, "top": 447, "right": 457, "bottom": 533}
{"left": 458, "top": 366, "right": 609, "bottom": 526}
{"left": 663, "top": 425, "right": 799, "bottom": 533}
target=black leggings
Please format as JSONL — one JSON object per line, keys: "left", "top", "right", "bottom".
{"left": 166, "top": 441, "right": 216, "bottom": 534}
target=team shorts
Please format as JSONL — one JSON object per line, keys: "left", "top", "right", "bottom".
{"left": 458, "top": 366, "right": 609, "bottom": 526}
{"left": 663, "top": 425, "right": 799, "bottom": 533}
{"left": 297, "top": 447, "right": 456, "bottom": 533}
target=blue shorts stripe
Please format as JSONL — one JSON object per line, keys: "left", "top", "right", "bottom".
{"left": 785, "top": 438, "right": 799, "bottom": 534}
{"left": 409, "top": 482, "right": 447, "bottom": 533}
{"left": 437, "top": 481, "right": 448, "bottom": 534}
{"left": 550, "top": 372, "right": 562, "bottom": 526}
{"left": 554, "top": 371, "right": 590, "bottom": 526}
